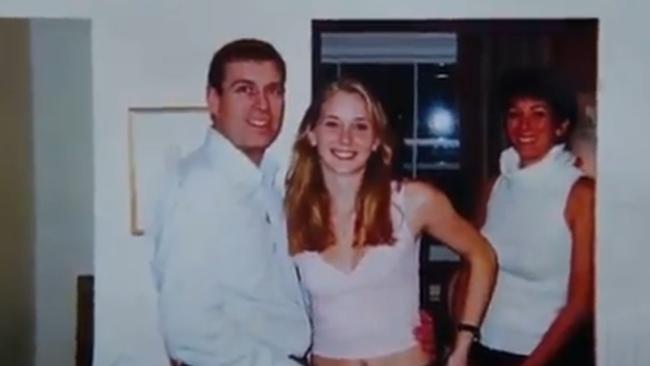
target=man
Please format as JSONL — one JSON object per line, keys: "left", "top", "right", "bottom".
{"left": 152, "top": 38, "right": 309, "bottom": 366}
{"left": 152, "top": 39, "right": 432, "bottom": 366}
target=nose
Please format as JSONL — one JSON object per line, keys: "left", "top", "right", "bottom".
{"left": 254, "top": 91, "right": 270, "bottom": 111}
{"left": 520, "top": 115, "right": 533, "bottom": 131}
{"left": 338, "top": 126, "right": 352, "bottom": 145}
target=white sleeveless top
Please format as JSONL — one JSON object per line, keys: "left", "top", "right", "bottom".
{"left": 292, "top": 185, "right": 421, "bottom": 359}
{"left": 480, "top": 145, "right": 583, "bottom": 355}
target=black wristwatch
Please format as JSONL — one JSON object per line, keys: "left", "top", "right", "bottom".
{"left": 457, "top": 322, "right": 481, "bottom": 342}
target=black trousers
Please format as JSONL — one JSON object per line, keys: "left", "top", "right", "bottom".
{"left": 469, "top": 321, "right": 595, "bottom": 366}
{"left": 469, "top": 343, "right": 527, "bottom": 366}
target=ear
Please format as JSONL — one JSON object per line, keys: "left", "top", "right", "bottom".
{"left": 371, "top": 138, "right": 380, "bottom": 152}
{"left": 555, "top": 120, "right": 570, "bottom": 137}
{"left": 206, "top": 86, "right": 221, "bottom": 121}
{"left": 307, "top": 129, "right": 317, "bottom": 147}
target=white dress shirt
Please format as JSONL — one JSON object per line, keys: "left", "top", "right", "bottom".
{"left": 151, "top": 128, "right": 311, "bottom": 366}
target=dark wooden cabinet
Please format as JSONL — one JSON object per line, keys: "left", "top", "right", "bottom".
{"left": 76, "top": 275, "right": 93, "bottom": 366}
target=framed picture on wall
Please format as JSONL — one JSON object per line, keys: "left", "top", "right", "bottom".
{"left": 127, "top": 106, "right": 209, "bottom": 236}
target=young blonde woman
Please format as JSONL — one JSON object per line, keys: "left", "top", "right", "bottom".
{"left": 285, "top": 78, "right": 496, "bottom": 366}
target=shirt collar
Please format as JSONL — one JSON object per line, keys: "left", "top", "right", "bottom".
{"left": 203, "top": 127, "right": 279, "bottom": 191}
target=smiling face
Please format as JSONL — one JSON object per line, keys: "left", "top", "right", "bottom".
{"left": 308, "top": 90, "right": 379, "bottom": 177}
{"left": 207, "top": 60, "right": 284, "bottom": 165}
{"left": 505, "top": 97, "right": 568, "bottom": 167}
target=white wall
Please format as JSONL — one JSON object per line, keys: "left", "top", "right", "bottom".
{"left": 30, "top": 18, "right": 93, "bottom": 366}
{"left": 1, "top": 15, "right": 94, "bottom": 366}
{"left": 594, "top": 2, "right": 650, "bottom": 364}
{"left": 0, "top": 18, "right": 35, "bottom": 366}
{"left": 0, "top": 0, "right": 88, "bottom": 18}
{"left": 2, "top": 0, "right": 650, "bottom": 365}
{"left": 90, "top": 3, "right": 313, "bottom": 364}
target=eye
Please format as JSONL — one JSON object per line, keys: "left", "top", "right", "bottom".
{"left": 235, "top": 84, "right": 255, "bottom": 95}
{"left": 354, "top": 122, "right": 370, "bottom": 131}
{"left": 268, "top": 84, "right": 285, "bottom": 97}
{"left": 532, "top": 109, "right": 549, "bottom": 119}
{"left": 506, "top": 109, "right": 521, "bottom": 120}
{"left": 323, "top": 119, "right": 339, "bottom": 128}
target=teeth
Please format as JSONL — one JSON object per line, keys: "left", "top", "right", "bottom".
{"left": 331, "top": 149, "right": 357, "bottom": 160}
{"left": 519, "top": 137, "right": 535, "bottom": 143}
{"left": 249, "top": 119, "right": 269, "bottom": 127}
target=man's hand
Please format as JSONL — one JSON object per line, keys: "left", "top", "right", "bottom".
{"left": 414, "top": 310, "right": 436, "bottom": 358}
{"left": 446, "top": 350, "right": 468, "bottom": 366}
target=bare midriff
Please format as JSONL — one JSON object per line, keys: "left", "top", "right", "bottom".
{"left": 312, "top": 344, "right": 430, "bottom": 366}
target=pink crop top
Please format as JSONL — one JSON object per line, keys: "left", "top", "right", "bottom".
{"left": 292, "top": 187, "right": 421, "bottom": 359}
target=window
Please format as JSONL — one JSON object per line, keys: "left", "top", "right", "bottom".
{"left": 316, "top": 32, "right": 459, "bottom": 178}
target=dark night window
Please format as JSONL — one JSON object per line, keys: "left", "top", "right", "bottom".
{"left": 317, "top": 32, "right": 459, "bottom": 179}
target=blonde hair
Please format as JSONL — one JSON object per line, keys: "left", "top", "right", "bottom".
{"left": 285, "top": 78, "right": 396, "bottom": 255}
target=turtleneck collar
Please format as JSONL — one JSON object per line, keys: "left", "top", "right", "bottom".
{"left": 499, "top": 144, "right": 576, "bottom": 179}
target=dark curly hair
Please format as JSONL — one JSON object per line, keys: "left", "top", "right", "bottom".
{"left": 497, "top": 67, "right": 578, "bottom": 142}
